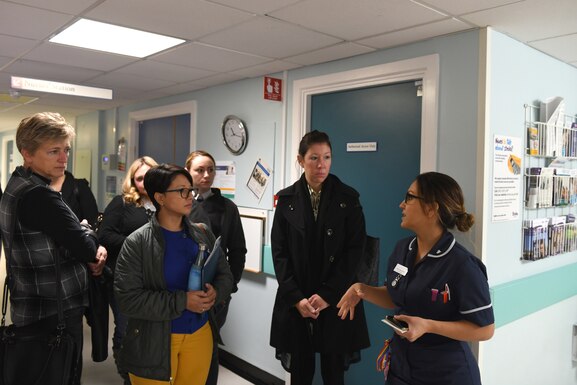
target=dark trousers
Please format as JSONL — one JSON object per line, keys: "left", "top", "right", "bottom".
{"left": 205, "top": 297, "right": 231, "bottom": 385}
{"left": 42, "top": 307, "right": 85, "bottom": 385}
{"left": 290, "top": 352, "right": 345, "bottom": 385}
{"left": 109, "top": 286, "right": 130, "bottom": 384}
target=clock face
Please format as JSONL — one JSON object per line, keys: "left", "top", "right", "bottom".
{"left": 222, "top": 116, "right": 247, "bottom": 155}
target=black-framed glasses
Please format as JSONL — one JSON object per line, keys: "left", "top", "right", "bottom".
{"left": 165, "top": 187, "right": 196, "bottom": 199}
{"left": 404, "top": 192, "right": 424, "bottom": 204}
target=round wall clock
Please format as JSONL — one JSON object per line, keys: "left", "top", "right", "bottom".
{"left": 221, "top": 115, "right": 248, "bottom": 155}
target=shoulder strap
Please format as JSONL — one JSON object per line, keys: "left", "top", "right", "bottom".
{"left": 1, "top": 193, "right": 20, "bottom": 326}
{"left": 196, "top": 222, "right": 207, "bottom": 235}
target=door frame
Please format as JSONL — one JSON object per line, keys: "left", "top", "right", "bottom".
{"left": 1, "top": 135, "right": 23, "bottom": 190}
{"left": 290, "top": 54, "right": 439, "bottom": 183}
{"left": 127, "top": 100, "right": 197, "bottom": 165}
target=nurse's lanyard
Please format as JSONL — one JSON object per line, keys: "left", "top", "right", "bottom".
{"left": 390, "top": 263, "right": 408, "bottom": 288}
{"left": 390, "top": 242, "right": 412, "bottom": 288}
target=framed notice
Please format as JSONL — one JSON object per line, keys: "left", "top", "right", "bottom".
{"left": 247, "top": 159, "right": 272, "bottom": 201}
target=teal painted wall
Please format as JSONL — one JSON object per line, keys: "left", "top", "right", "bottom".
{"left": 491, "top": 264, "right": 577, "bottom": 328}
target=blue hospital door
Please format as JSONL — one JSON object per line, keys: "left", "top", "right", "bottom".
{"left": 138, "top": 114, "right": 190, "bottom": 164}
{"left": 311, "top": 81, "right": 421, "bottom": 384}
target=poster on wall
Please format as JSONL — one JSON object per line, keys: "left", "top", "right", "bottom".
{"left": 247, "top": 159, "right": 272, "bottom": 201}
{"left": 213, "top": 161, "right": 236, "bottom": 199}
{"left": 492, "top": 135, "right": 523, "bottom": 222}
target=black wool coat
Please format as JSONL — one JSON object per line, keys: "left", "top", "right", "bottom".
{"left": 270, "top": 174, "right": 370, "bottom": 355}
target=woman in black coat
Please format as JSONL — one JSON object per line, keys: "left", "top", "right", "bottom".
{"left": 51, "top": 170, "right": 99, "bottom": 227}
{"left": 270, "top": 130, "right": 370, "bottom": 385}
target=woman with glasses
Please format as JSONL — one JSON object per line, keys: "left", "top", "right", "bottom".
{"left": 270, "top": 130, "right": 370, "bottom": 385}
{"left": 337, "top": 172, "right": 494, "bottom": 385}
{"left": 98, "top": 155, "right": 158, "bottom": 384}
{"left": 185, "top": 150, "right": 246, "bottom": 385}
{"left": 114, "top": 164, "right": 233, "bottom": 385}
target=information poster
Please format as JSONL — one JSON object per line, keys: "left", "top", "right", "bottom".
{"left": 492, "top": 135, "right": 522, "bottom": 222}
{"left": 247, "top": 159, "right": 272, "bottom": 201}
{"left": 213, "top": 161, "right": 236, "bottom": 199}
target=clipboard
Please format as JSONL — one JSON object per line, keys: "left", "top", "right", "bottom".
{"left": 201, "top": 236, "right": 222, "bottom": 286}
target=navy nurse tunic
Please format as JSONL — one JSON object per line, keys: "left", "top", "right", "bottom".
{"left": 385, "top": 231, "right": 494, "bottom": 385}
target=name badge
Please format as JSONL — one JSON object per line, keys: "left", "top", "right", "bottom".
{"left": 393, "top": 264, "right": 408, "bottom": 276}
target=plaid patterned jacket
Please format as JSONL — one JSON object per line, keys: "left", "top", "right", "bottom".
{"left": 0, "top": 167, "right": 90, "bottom": 326}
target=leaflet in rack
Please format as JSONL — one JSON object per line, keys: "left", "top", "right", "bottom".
{"left": 522, "top": 215, "right": 577, "bottom": 261}
{"left": 524, "top": 167, "right": 577, "bottom": 209}
{"left": 527, "top": 122, "right": 577, "bottom": 158}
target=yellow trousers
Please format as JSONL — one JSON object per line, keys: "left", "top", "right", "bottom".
{"left": 129, "top": 322, "right": 213, "bottom": 385}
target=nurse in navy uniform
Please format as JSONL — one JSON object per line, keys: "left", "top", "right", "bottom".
{"left": 337, "top": 172, "right": 494, "bottom": 385}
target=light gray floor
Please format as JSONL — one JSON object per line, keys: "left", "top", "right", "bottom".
{"left": 81, "top": 318, "right": 253, "bottom": 385}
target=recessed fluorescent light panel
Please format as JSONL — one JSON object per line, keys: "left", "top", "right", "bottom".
{"left": 50, "top": 19, "right": 185, "bottom": 58}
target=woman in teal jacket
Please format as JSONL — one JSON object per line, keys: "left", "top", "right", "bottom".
{"left": 114, "top": 164, "right": 233, "bottom": 385}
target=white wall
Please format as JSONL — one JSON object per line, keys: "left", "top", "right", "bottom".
{"left": 484, "top": 29, "right": 577, "bottom": 286}
{"left": 480, "top": 28, "right": 577, "bottom": 384}
{"left": 220, "top": 272, "right": 282, "bottom": 377}
{"left": 481, "top": 295, "right": 577, "bottom": 385}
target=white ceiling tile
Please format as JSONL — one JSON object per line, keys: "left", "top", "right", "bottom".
{"left": 87, "top": 72, "right": 174, "bottom": 91}
{"left": 0, "top": 56, "right": 13, "bottom": 68}
{"left": 0, "top": 35, "right": 37, "bottom": 58}
{"left": 153, "top": 81, "right": 211, "bottom": 95}
{"left": 4, "top": 59, "right": 104, "bottom": 83}
{"left": 0, "top": 2, "right": 73, "bottom": 39}
{"left": 207, "top": 0, "right": 302, "bottom": 14}
{"left": 269, "top": 0, "right": 447, "bottom": 41}
{"left": 187, "top": 73, "right": 246, "bottom": 89}
{"left": 115, "top": 61, "right": 216, "bottom": 83}
{"left": 462, "top": 0, "right": 577, "bottom": 42}
{"left": 230, "top": 60, "right": 302, "bottom": 78}
{"left": 285, "top": 42, "right": 375, "bottom": 66}
{"left": 417, "top": 0, "right": 522, "bottom": 16}
{"left": 23, "top": 42, "right": 138, "bottom": 71}
{"left": 85, "top": 0, "right": 254, "bottom": 40}
{"left": 152, "top": 42, "right": 271, "bottom": 72}
{"left": 6, "top": 0, "right": 102, "bottom": 14}
{"left": 158, "top": 73, "right": 246, "bottom": 95}
{"left": 358, "top": 18, "right": 473, "bottom": 49}
{"left": 200, "top": 16, "right": 342, "bottom": 58}
{"left": 530, "top": 34, "right": 577, "bottom": 63}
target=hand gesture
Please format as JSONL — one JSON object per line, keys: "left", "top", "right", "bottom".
{"left": 336, "top": 283, "right": 364, "bottom": 320}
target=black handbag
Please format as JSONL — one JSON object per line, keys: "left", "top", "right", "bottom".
{"left": 0, "top": 310, "right": 77, "bottom": 385}
{"left": 0, "top": 204, "right": 78, "bottom": 385}
{"left": 357, "top": 235, "right": 380, "bottom": 286}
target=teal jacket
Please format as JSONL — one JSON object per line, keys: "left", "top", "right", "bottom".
{"left": 114, "top": 215, "right": 233, "bottom": 381}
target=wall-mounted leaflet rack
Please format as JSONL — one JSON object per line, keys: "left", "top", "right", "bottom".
{"left": 522, "top": 103, "right": 577, "bottom": 261}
